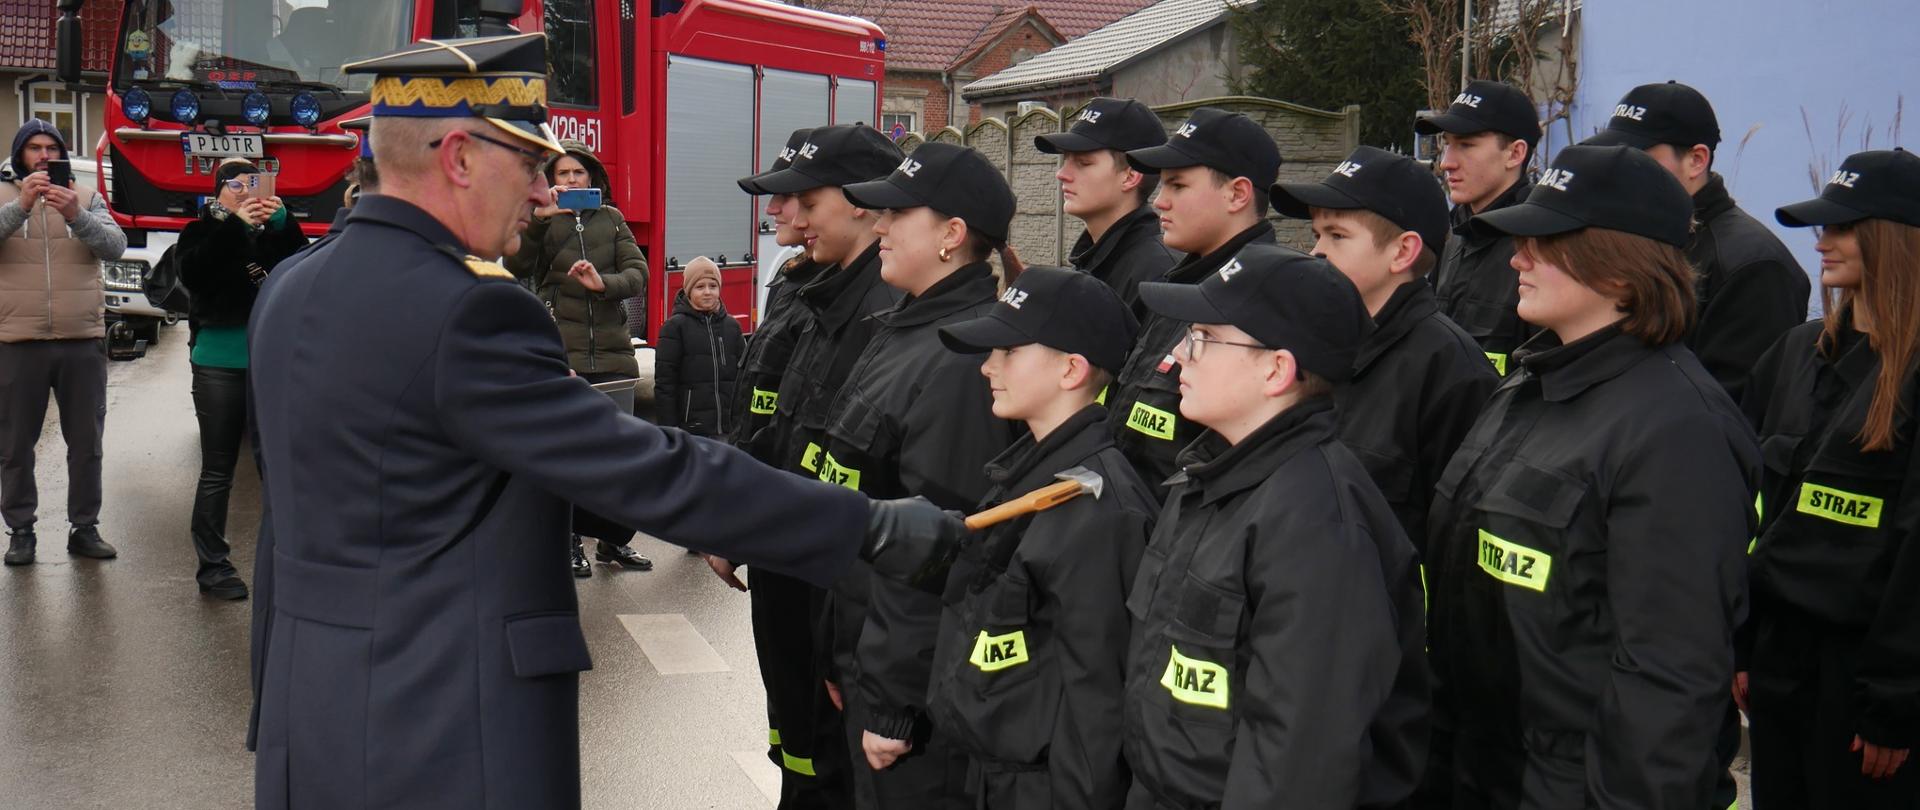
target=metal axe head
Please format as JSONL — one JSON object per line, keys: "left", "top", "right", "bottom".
{"left": 1054, "top": 466, "right": 1105, "bottom": 500}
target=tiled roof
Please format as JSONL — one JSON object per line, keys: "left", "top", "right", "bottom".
{"left": 0, "top": 1, "right": 120, "bottom": 74}
{"left": 809, "top": 0, "right": 1154, "bottom": 71}
{"left": 963, "top": 0, "right": 1246, "bottom": 98}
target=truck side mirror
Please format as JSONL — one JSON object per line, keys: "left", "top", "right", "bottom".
{"left": 56, "top": 0, "right": 85, "bottom": 86}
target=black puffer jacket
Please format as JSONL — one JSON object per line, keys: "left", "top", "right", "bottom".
{"left": 178, "top": 205, "right": 309, "bottom": 331}
{"left": 654, "top": 291, "right": 744, "bottom": 436}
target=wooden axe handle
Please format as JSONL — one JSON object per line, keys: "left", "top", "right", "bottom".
{"left": 964, "top": 479, "right": 1088, "bottom": 530}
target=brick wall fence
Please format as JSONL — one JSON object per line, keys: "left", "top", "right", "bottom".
{"left": 895, "top": 95, "right": 1363, "bottom": 266}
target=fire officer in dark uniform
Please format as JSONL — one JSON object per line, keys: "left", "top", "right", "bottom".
{"left": 928, "top": 267, "right": 1159, "bottom": 809}
{"left": 1583, "top": 80, "right": 1811, "bottom": 810}
{"left": 1585, "top": 81, "right": 1810, "bottom": 402}
{"left": 1417, "top": 79, "right": 1542, "bottom": 376}
{"left": 1742, "top": 148, "right": 1920, "bottom": 809}
{"left": 749, "top": 123, "right": 905, "bottom": 807}
{"left": 1121, "top": 244, "right": 1427, "bottom": 808}
{"left": 1425, "top": 145, "right": 1761, "bottom": 809}
{"left": 1105, "top": 107, "right": 1284, "bottom": 485}
{"left": 826, "top": 142, "right": 1023, "bottom": 807}
{"left": 725, "top": 125, "right": 840, "bottom": 808}
{"left": 1273, "top": 144, "right": 1498, "bottom": 552}
{"left": 1035, "top": 97, "right": 1178, "bottom": 318}
{"left": 243, "top": 34, "right": 964, "bottom": 810}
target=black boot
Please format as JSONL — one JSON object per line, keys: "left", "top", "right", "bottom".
{"left": 596, "top": 540, "right": 653, "bottom": 571}
{"left": 199, "top": 574, "right": 249, "bottom": 601}
{"left": 3, "top": 527, "right": 34, "bottom": 566}
{"left": 67, "top": 525, "right": 117, "bottom": 560}
{"left": 571, "top": 535, "right": 592, "bottom": 579}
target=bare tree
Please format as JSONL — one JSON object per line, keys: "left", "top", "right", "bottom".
{"left": 1385, "top": 0, "right": 1580, "bottom": 145}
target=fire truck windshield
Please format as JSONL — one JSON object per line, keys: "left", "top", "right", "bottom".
{"left": 115, "top": 0, "right": 415, "bottom": 94}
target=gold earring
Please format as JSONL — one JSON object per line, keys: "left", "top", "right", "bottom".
{"left": 938, "top": 246, "right": 951, "bottom": 262}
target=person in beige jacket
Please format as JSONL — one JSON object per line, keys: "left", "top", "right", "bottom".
{"left": 0, "top": 119, "right": 126, "bottom": 566}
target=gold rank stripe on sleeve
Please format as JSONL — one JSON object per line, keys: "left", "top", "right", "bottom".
{"left": 1126, "top": 401, "right": 1176, "bottom": 441}
{"left": 1795, "top": 482, "right": 1883, "bottom": 528}
{"left": 463, "top": 256, "right": 516, "bottom": 280}
{"left": 1477, "top": 529, "right": 1552, "bottom": 592}
{"left": 1160, "top": 646, "right": 1229, "bottom": 709}
{"left": 968, "top": 630, "right": 1030, "bottom": 672}
{"left": 749, "top": 388, "right": 779, "bottom": 415}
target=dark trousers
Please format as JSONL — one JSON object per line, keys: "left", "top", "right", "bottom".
{"left": 189, "top": 364, "right": 247, "bottom": 585}
{"left": 573, "top": 372, "right": 636, "bottom": 545}
{"left": 1748, "top": 608, "right": 1920, "bottom": 809}
{"left": 751, "top": 570, "right": 847, "bottom": 809}
{"left": 0, "top": 339, "right": 107, "bottom": 530}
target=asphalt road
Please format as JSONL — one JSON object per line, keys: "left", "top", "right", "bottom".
{"left": 0, "top": 326, "right": 784, "bottom": 809}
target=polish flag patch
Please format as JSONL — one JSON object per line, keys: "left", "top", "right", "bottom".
{"left": 1156, "top": 353, "right": 1177, "bottom": 373}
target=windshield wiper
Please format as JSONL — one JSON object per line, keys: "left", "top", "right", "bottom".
{"left": 250, "top": 78, "right": 352, "bottom": 98}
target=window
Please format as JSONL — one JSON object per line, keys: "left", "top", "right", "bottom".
{"left": 21, "top": 80, "right": 85, "bottom": 158}
{"left": 881, "top": 112, "right": 916, "bottom": 140}
{"left": 546, "top": 0, "right": 597, "bottom": 107}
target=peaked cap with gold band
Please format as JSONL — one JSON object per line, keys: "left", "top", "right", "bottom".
{"left": 342, "top": 32, "right": 564, "bottom": 155}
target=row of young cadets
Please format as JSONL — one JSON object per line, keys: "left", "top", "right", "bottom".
{"left": 717, "top": 82, "right": 1919, "bottom": 810}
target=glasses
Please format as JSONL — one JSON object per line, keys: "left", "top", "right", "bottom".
{"left": 223, "top": 179, "right": 247, "bottom": 192}
{"left": 1177, "top": 328, "right": 1271, "bottom": 363}
{"left": 429, "top": 130, "right": 547, "bottom": 178}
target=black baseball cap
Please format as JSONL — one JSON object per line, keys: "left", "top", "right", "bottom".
{"left": 1272, "top": 146, "right": 1452, "bottom": 257}
{"left": 1036, "top": 97, "right": 1167, "bottom": 155}
{"left": 1414, "top": 79, "right": 1543, "bottom": 146}
{"left": 1125, "top": 107, "right": 1281, "bottom": 189}
{"left": 1584, "top": 81, "right": 1721, "bottom": 152}
{"left": 1137, "top": 243, "right": 1372, "bottom": 382}
{"left": 1470, "top": 144, "right": 1693, "bottom": 248}
{"left": 738, "top": 127, "right": 814, "bottom": 194}
{"left": 842, "top": 142, "right": 1017, "bottom": 242}
{"left": 1776, "top": 148, "right": 1920, "bottom": 229}
{"left": 939, "top": 267, "right": 1139, "bottom": 373}
{"left": 749, "top": 125, "right": 903, "bottom": 194}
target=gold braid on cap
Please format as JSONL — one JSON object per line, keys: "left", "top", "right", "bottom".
{"left": 371, "top": 76, "right": 547, "bottom": 110}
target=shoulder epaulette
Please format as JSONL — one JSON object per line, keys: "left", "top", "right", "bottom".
{"left": 464, "top": 255, "right": 515, "bottom": 280}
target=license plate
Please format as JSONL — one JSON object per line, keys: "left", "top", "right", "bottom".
{"left": 181, "top": 132, "right": 263, "bottom": 158}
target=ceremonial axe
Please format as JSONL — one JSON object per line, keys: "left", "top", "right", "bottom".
{"left": 964, "top": 466, "right": 1104, "bottom": 530}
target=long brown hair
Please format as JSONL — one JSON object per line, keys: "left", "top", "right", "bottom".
{"left": 1819, "top": 218, "right": 1920, "bottom": 451}
{"left": 1516, "top": 227, "right": 1697, "bottom": 346}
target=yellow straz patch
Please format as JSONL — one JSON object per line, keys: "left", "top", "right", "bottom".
{"left": 1796, "top": 483, "right": 1883, "bottom": 528}
{"left": 1126, "top": 401, "right": 1176, "bottom": 441}
{"left": 968, "top": 630, "right": 1029, "bottom": 672}
{"left": 800, "top": 442, "right": 823, "bottom": 473}
{"left": 1159, "top": 646, "right": 1228, "bottom": 709}
{"left": 1484, "top": 352, "right": 1509, "bottom": 376}
{"left": 1477, "top": 529, "right": 1551, "bottom": 592}
{"left": 750, "top": 388, "right": 778, "bottom": 415}
{"left": 818, "top": 452, "right": 861, "bottom": 491}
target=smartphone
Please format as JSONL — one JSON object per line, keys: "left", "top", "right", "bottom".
{"left": 45, "top": 160, "right": 71, "bottom": 188}
{"left": 556, "top": 187, "right": 602, "bottom": 211}
{"left": 252, "top": 173, "right": 276, "bottom": 200}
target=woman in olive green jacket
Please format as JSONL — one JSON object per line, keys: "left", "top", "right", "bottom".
{"left": 506, "top": 143, "right": 654, "bottom": 575}
{"left": 508, "top": 143, "right": 648, "bottom": 379}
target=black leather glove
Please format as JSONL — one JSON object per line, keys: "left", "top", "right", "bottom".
{"left": 862, "top": 496, "right": 967, "bottom": 593}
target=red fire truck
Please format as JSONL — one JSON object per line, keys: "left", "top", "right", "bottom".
{"left": 55, "top": 0, "right": 885, "bottom": 338}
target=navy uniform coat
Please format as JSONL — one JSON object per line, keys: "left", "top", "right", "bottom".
{"left": 244, "top": 195, "right": 868, "bottom": 810}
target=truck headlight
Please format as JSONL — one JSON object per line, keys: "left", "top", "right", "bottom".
{"left": 102, "top": 260, "right": 146, "bottom": 292}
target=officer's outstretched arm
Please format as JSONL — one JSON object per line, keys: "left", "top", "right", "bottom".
{"left": 1222, "top": 521, "right": 1399, "bottom": 808}
{"left": 1590, "top": 414, "right": 1753, "bottom": 809}
{"left": 432, "top": 281, "right": 869, "bottom": 587}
